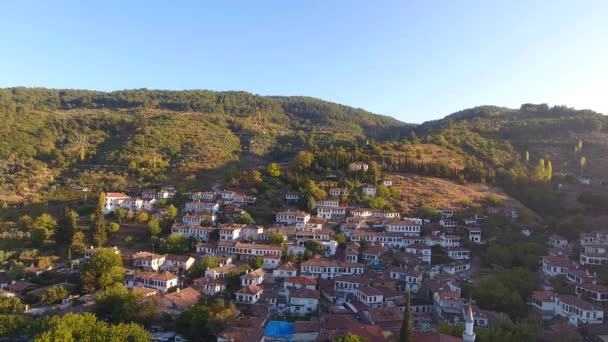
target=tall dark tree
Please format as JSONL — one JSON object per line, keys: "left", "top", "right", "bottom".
{"left": 56, "top": 206, "right": 78, "bottom": 248}
{"left": 399, "top": 293, "right": 415, "bottom": 342}
{"left": 91, "top": 192, "right": 107, "bottom": 247}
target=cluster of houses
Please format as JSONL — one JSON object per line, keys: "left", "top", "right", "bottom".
{"left": 536, "top": 232, "right": 608, "bottom": 327}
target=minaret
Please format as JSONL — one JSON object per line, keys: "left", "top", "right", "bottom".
{"left": 463, "top": 303, "right": 476, "bottom": 342}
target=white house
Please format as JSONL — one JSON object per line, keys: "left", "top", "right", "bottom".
{"left": 316, "top": 206, "right": 346, "bottom": 221}
{"left": 351, "top": 162, "right": 369, "bottom": 171}
{"left": 276, "top": 210, "right": 311, "bottom": 226}
{"left": 184, "top": 201, "right": 220, "bottom": 213}
{"left": 300, "top": 258, "right": 364, "bottom": 279}
{"left": 162, "top": 255, "right": 195, "bottom": 273}
{"left": 219, "top": 225, "right": 243, "bottom": 241}
{"left": 103, "top": 192, "right": 131, "bottom": 214}
{"left": 555, "top": 295, "right": 604, "bottom": 326}
{"left": 549, "top": 234, "right": 568, "bottom": 248}
{"left": 443, "top": 261, "right": 471, "bottom": 274}
{"left": 318, "top": 198, "right": 340, "bottom": 207}
{"left": 182, "top": 213, "right": 216, "bottom": 226}
{"left": 382, "top": 179, "right": 393, "bottom": 187}
{"left": 205, "top": 264, "right": 237, "bottom": 279}
{"left": 351, "top": 232, "right": 405, "bottom": 249}
{"left": 542, "top": 256, "right": 575, "bottom": 277}
{"left": 263, "top": 254, "right": 281, "bottom": 270}
{"left": 288, "top": 288, "right": 320, "bottom": 316}
{"left": 131, "top": 251, "right": 166, "bottom": 272}
{"left": 356, "top": 286, "right": 384, "bottom": 308}
{"left": 189, "top": 191, "right": 216, "bottom": 201}
{"left": 171, "top": 224, "right": 215, "bottom": 241}
{"left": 334, "top": 275, "right": 365, "bottom": 294}
{"left": 361, "top": 185, "right": 377, "bottom": 197}
{"left": 580, "top": 244, "right": 608, "bottom": 265}
{"left": 439, "top": 219, "right": 458, "bottom": 228}
{"left": 193, "top": 277, "right": 226, "bottom": 296}
{"left": 130, "top": 271, "right": 178, "bottom": 293}
{"left": 236, "top": 284, "right": 263, "bottom": 304}
{"left": 286, "top": 192, "right": 301, "bottom": 201}
{"left": 240, "top": 268, "right": 265, "bottom": 287}
{"left": 446, "top": 247, "right": 470, "bottom": 260}
{"left": 466, "top": 227, "right": 482, "bottom": 244}
{"left": 385, "top": 221, "right": 421, "bottom": 236}
{"left": 273, "top": 262, "right": 298, "bottom": 278}
{"left": 529, "top": 291, "right": 556, "bottom": 320}
{"left": 405, "top": 244, "right": 432, "bottom": 263}
{"left": 437, "top": 209, "right": 454, "bottom": 218}
{"left": 575, "top": 283, "right": 608, "bottom": 303}
{"left": 388, "top": 267, "right": 423, "bottom": 293}
{"left": 284, "top": 276, "right": 317, "bottom": 291}
{"left": 329, "top": 188, "right": 349, "bottom": 197}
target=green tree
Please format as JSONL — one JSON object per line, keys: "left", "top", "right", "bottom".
{"left": 35, "top": 313, "right": 150, "bottom": 342}
{"left": 108, "top": 222, "right": 120, "bottom": 234}
{"left": 17, "top": 215, "right": 33, "bottom": 230}
{"left": 437, "top": 321, "right": 464, "bottom": 338}
{"left": 34, "top": 213, "right": 57, "bottom": 232}
{"left": 113, "top": 208, "right": 127, "bottom": 222}
{"left": 294, "top": 151, "right": 314, "bottom": 171}
{"left": 159, "top": 234, "right": 190, "bottom": 254}
{"left": 335, "top": 233, "right": 347, "bottom": 248}
{"left": 91, "top": 192, "right": 107, "bottom": 247}
{"left": 189, "top": 256, "right": 220, "bottom": 278}
{"left": 267, "top": 162, "right": 282, "bottom": 177}
{"left": 580, "top": 156, "right": 586, "bottom": 177}
{"left": 176, "top": 298, "right": 239, "bottom": 340}
{"left": 55, "top": 206, "right": 78, "bottom": 248}
{"left": 268, "top": 232, "right": 285, "bottom": 245}
{"left": 31, "top": 227, "right": 49, "bottom": 247}
{"left": 532, "top": 158, "right": 546, "bottom": 182}
{"left": 0, "top": 296, "right": 25, "bottom": 314}
{"left": 40, "top": 286, "right": 69, "bottom": 305}
{"left": 166, "top": 204, "right": 178, "bottom": 220}
{"left": 367, "top": 161, "right": 381, "bottom": 183}
{"left": 235, "top": 212, "right": 254, "bottom": 224}
{"left": 147, "top": 218, "right": 161, "bottom": 237}
{"left": 80, "top": 248, "right": 124, "bottom": 293}
{"left": 335, "top": 332, "right": 367, "bottom": 342}
{"left": 399, "top": 293, "right": 415, "bottom": 342}
{"left": 545, "top": 159, "right": 552, "bottom": 181}
{"left": 94, "top": 283, "right": 157, "bottom": 326}
{"left": 413, "top": 204, "right": 441, "bottom": 222}
{"left": 135, "top": 211, "right": 149, "bottom": 224}
{"left": 250, "top": 256, "right": 263, "bottom": 269}
{"left": 303, "top": 180, "right": 326, "bottom": 200}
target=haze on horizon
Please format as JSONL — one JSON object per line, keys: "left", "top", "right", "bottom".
{"left": 1, "top": 0, "right": 607, "bottom": 123}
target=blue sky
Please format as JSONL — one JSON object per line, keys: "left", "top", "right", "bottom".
{"left": 1, "top": 1, "right": 607, "bottom": 122}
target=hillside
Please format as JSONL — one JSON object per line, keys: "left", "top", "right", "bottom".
{"left": 0, "top": 88, "right": 409, "bottom": 200}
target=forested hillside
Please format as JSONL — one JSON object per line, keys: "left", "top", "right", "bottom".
{"left": 2, "top": 87, "right": 608, "bottom": 213}
{"left": 0, "top": 88, "right": 408, "bottom": 199}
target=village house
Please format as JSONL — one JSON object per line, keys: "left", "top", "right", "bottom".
{"left": 162, "top": 255, "right": 195, "bottom": 273}
{"left": 219, "top": 224, "right": 244, "bottom": 241}
{"left": 361, "top": 245, "right": 387, "bottom": 264}
{"left": 566, "top": 268, "right": 596, "bottom": 284}
{"left": 363, "top": 307, "right": 403, "bottom": 331}
{"left": 446, "top": 247, "right": 470, "bottom": 260}
{"left": 433, "top": 289, "right": 464, "bottom": 323}
{"left": 443, "top": 261, "right": 471, "bottom": 274}
{"left": 580, "top": 244, "right": 608, "bottom": 265}
{"left": 300, "top": 217, "right": 326, "bottom": 231}
{"left": 372, "top": 210, "right": 401, "bottom": 219}
{"left": 329, "top": 187, "right": 349, "bottom": 197}
{"left": 318, "top": 198, "right": 340, "bottom": 207}
{"left": 529, "top": 291, "right": 557, "bottom": 320}
{"left": 555, "top": 295, "right": 604, "bottom": 326}
{"left": 276, "top": 209, "right": 311, "bottom": 226}
{"left": 184, "top": 201, "right": 220, "bottom": 213}
{"left": 241, "top": 225, "right": 264, "bottom": 241}
{"left": 575, "top": 283, "right": 608, "bottom": 303}
{"left": 316, "top": 206, "right": 347, "bottom": 221}
{"left": 549, "top": 234, "right": 568, "bottom": 248}
{"left": 188, "top": 191, "right": 216, "bottom": 201}
{"left": 385, "top": 220, "right": 421, "bottom": 236}
{"left": 350, "top": 207, "right": 373, "bottom": 218}
{"left": 466, "top": 227, "right": 482, "bottom": 244}
{"left": 356, "top": 286, "right": 384, "bottom": 308}
{"left": 4, "top": 280, "right": 39, "bottom": 296}
{"left": 131, "top": 251, "right": 166, "bottom": 271}
{"left": 236, "top": 284, "right": 263, "bottom": 304}
{"left": 340, "top": 223, "right": 360, "bottom": 237}
{"left": 263, "top": 254, "right": 281, "bottom": 270}
{"left": 141, "top": 187, "right": 176, "bottom": 200}
{"left": 351, "top": 231, "right": 405, "bottom": 248}
{"left": 182, "top": 213, "right": 216, "bottom": 226}
{"left": 437, "top": 208, "right": 455, "bottom": 218}
{"left": 285, "top": 192, "right": 301, "bottom": 202}
{"left": 233, "top": 193, "right": 256, "bottom": 205}
{"left": 295, "top": 230, "right": 333, "bottom": 243}
{"left": 273, "top": 262, "right": 298, "bottom": 278}
{"left": 388, "top": 267, "right": 423, "bottom": 293}
{"left": 334, "top": 275, "right": 365, "bottom": 294}
{"left": 284, "top": 276, "right": 317, "bottom": 291}
{"left": 351, "top": 162, "right": 369, "bottom": 171}
{"left": 240, "top": 268, "right": 265, "bottom": 287}
{"left": 300, "top": 257, "right": 365, "bottom": 279}
{"left": 361, "top": 185, "right": 377, "bottom": 197}
{"left": 205, "top": 264, "right": 237, "bottom": 279}
{"left": 121, "top": 197, "right": 156, "bottom": 212}
{"left": 103, "top": 192, "right": 131, "bottom": 214}
{"left": 220, "top": 242, "right": 283, "bottom": 260}
{"left": 344, "top": 245, "right": 359, "bottom": 263}
{"left": 162, "top": 287, "right": 201, "bottom": 314}
{"left": 195, "top": 242, "right": 217, "bottom": 255}
{"left": 171, "top": 223, "right": 214, "bottom": 240}
{"left": 382, "top": 179, "right": 393, "bottom": 187}
{"left": 542, "top": 256, "right": 576, "bottom": 277}
{"left": 193, "top": 277, "right": 226, "bottom": 296}
{"left": 130, "top": 271, "right": 178, "bottom": 293}
{"left": 288, "top": 288, "right": 320, "bottom": 315}
{"left": 405, "top": 244, "right": 432, "bottom": 263}
{"left": 439, "top": 219, "right": 458, "bottom": 228}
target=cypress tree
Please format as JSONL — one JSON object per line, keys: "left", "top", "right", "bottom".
{"left": 56, "top": 206, "right": 77, "bottom": 248}
{"left": 399, "top": 293, "right": 415, "bottom": 342}
{"left": 91, "top": 192, "right": 107, "bottom": 247}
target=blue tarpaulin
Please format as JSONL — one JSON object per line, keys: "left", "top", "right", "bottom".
{"left": 264, "top": 320, "right": 294, "bottom": 340}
